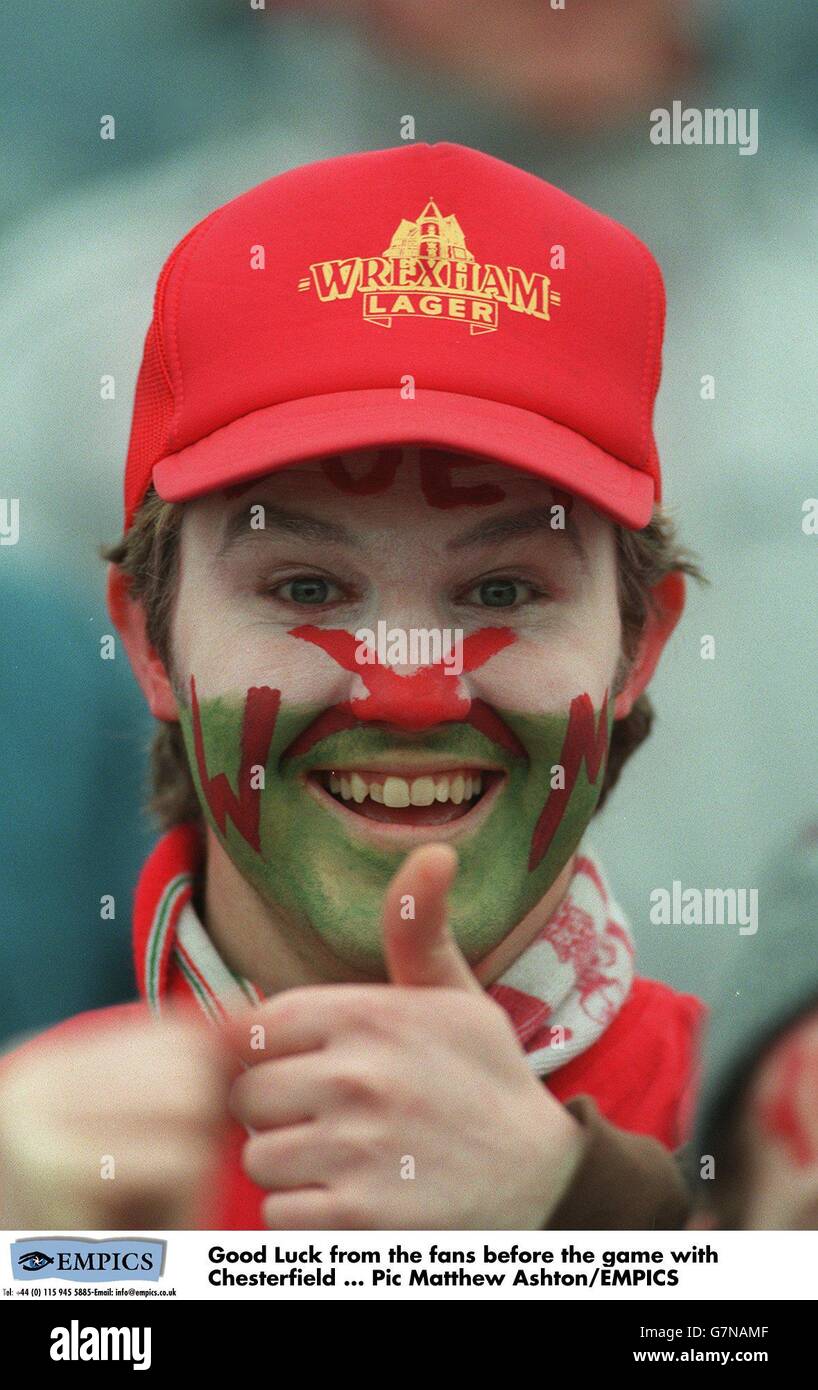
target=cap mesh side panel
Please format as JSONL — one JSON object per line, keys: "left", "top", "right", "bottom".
{"left": 125, "top": 324, "right": 176, "bottom": 519}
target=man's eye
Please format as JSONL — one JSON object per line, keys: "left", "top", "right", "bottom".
{"left": 272, "top": 576, "right": 342, "bottom": 605}
{"left": 466, "top": 578, "right": 535, "bottom": 608}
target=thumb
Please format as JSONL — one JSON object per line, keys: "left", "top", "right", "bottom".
{"left": 382, "top": 843, "right": 480, "bottom": 992}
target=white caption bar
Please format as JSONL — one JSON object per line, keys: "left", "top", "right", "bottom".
{"left": 3, "top": 1231, "right": 816, "bottom": 1301}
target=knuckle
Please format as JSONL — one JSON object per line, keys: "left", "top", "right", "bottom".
{"left": 264, "top": 991, "right": 303, "bottom": 1032}
{"left": 242, "top": 989, "right": 307, "bottom": 1049}
{"left": 227, "top": 1068, "right": 263, "bottom": 1124}
{"left": 240, "top": 1132, "right": 273, "bottom": 1187}
{"left": 322, "top": 1193, "right": 375, "bottom": 1230}
{"left": 339, "top": 989, "right": 397, "bottom": 1038}
{"left": 328, "top": 1124, "right": 379, "bottom": 1169}
{"left": 389, "top": 1080, "right": 433, "bottom": 1125}
{"left": 330, "top": 1066, "right": 385, "bottom": 1110}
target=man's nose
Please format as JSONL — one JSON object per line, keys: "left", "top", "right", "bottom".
{"left": 289, "top": 623, "right": 516, "bottom": 731}
{"left": 351, "top": 662, "right": 470, "bottom": 730}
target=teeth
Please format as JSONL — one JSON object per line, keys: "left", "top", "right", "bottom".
{"left": 325, "top": 771, "right": 488, "bottom": 807}
{"left": 350, "top": 773, "right": 368, "bottom": 804}
{"left": 409, "top": 776, "right": 435, "bottom": 807}
{"left": 383, "top": 777, "right": 411, "bottom": 808}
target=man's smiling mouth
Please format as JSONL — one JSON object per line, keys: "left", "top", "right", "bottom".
{"left": 305, "top": 765, "right": 506, "bottom": 835}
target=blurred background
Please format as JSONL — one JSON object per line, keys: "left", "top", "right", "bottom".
{"left": 1, "top": 0, "right": 817, "bottom": 1083}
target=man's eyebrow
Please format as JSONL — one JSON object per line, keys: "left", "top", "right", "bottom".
{"left": 447, "top": 505, "right": 589, "bottom": 570}
{"left": 217, "top": 503, "right": 361, "bottom": 555}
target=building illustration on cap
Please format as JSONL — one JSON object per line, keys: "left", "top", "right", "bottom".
{"left": 298, "top": 199, "right": 561, "bottom": 335}
{"left": 384, "top": 198, "right": 473, "bottom": 263}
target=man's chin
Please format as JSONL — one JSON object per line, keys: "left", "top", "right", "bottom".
{"left": 298, "top": 893, "right": 526, "bottom": 976}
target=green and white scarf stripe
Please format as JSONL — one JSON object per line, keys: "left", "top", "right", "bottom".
{"left": 173, "top": 901, "right": 263, "bottom": 1020}
{"left": 145, "top": 872, "right": 194, "bottom": 1014}
{"left": 173, "top": 948, "right": 223, "bottom": 1024}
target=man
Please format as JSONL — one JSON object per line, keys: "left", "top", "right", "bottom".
{"left": 0, "top": 143, "right": 703, "bottom": 1229}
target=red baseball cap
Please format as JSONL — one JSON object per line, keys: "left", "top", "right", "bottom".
{"left": 124, "top": 142, "right": 665, "bottom": 531}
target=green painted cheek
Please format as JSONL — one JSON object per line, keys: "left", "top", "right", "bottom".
{"left": 178, "top": 696, "right": 611, "bottom": 973}
{"left": 445, "top": 708, "right": 610, "bottom": 959}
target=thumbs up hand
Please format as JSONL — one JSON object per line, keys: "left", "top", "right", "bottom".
{"left": 227, "top": 845, "right": 583, "bottom": 1230}
{"left": 381, "top": 843, "right": 482, "bottom": 992}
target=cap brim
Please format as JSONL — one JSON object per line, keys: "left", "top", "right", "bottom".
{"left": 152, "top": 388, "right": 654, "bottom": 528}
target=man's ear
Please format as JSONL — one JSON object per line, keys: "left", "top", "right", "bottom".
{"left": 613, "top": 570, "right": 685, "bottom": 720}
{"left": 106, "top": 564, "right": 179, "bottom": 721}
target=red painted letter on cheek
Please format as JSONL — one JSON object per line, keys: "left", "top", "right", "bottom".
{"left": 528, "top": 692, "right": 609, "bottom": 872}
{"left": 190, "top": 676, "right": 281, "bottom": 853}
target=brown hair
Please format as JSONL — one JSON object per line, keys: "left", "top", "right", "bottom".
{"left": 103, "top": 487, "right": 703, "bottom": 830}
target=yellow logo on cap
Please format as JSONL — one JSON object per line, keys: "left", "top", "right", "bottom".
{"left": 297, "top": 199, "right": 561, "bottom": 335}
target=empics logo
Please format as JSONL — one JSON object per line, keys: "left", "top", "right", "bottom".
{"left": 12, "top": 1236, "right": 165, "bottom": 1283}
{"left": 18, "top": 1250, "right": 54, "bottom": 1273}
{"left": 50, "top": 1321, "right": 151, "bottom": 1372}
{"left": 298, "top": 200, "right": 561, "bottom": 334}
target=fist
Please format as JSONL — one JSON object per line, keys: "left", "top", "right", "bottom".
{"left": 230, "top": 982, "right": 581, "bottom": 1229}
{"left": 228, "top": 845, "right": 583, "bottom": 1229}
{"left": 0, "top": 1011, "right": 230, "bottom": 1229}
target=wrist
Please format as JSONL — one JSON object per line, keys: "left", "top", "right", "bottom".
{"left": 533, "top": 1092, "right": 587, "bottom": 1228}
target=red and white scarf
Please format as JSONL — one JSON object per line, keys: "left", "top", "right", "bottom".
{"left": 135, "top": 825, "right": 634, "bottom": 1076}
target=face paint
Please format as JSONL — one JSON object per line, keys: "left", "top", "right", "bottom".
{"left": 321, "top": 446, "right": 508, "bottom": 509}
{"left": 172, "top": 450, "right": 624, "bottom": 974}
{"left": 189, "top": 677, "right": 280, "bottom": 853}
{"left": 178, "top": 653, "right": 612, "bottom": 974}
{"left": 756, "top": 1030, "right": 818, "bottom": 1168}
{"left": 417, "top": 449, "right": 508, "bottom": 509}
{"left": 528, "top": 691, "right": 610, "bottom": 870}
{"left": 321, "top": 447, "right": 402, "bottom": 496}
{"left": 289, "top": 624, "right": 517, "bottom": 730}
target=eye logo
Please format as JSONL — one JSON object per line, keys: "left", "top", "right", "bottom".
{"left": 18, "top": 1251, "right": 54, "bottom": 1272}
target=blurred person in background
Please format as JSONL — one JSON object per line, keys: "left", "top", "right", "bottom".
{"left": 0, "top": 0, "right": 263, "bottom": 231}
{"left": 2, "top": 0, "right": 816, "bottom": 1050}
{"left": 690, "top": 827, "right": 818, "bottom": 1227}
{"left": 0, "top": 569, "right": 153, "bottom": 1047}
{"left": 696, "top": 1000, "right": 818, "bottom": 1229}
{"left": 0, "top": 0, "right": 306, "bottom": 1045}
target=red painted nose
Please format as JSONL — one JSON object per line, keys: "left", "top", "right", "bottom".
{"left": 289, "top": 625, "right": 516, "bottom": 731}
